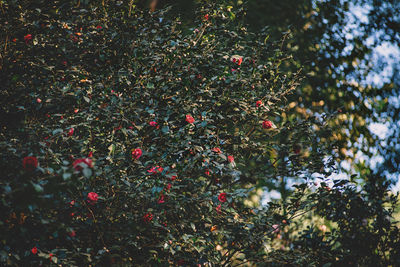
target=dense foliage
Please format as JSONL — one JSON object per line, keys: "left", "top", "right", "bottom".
{"left": 157, "top": 0, "right": 400, "bottom": 186}
{"left": 0, "top": 1, "right": 399, "bottom": 266}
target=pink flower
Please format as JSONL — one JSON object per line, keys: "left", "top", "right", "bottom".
{"left": 212, "top": 147, "right": 221, "bottom": 154}
{"left": 31, "top": 247, "right": 38, "bottom": 254}
{"left": 87, "top": 192, "right": 99, "bottom": 203}
{"left": 143, "top": 213, "right": 153, "bottom": 223}
{"left": 166, "top": 183, "right": 172, "bottom": 190}
{"left": 256, "top": 100, "right": 262, "bottom": 107}
{"left": 227, "top": 155, "right": 234, "bottom": 163}
{"left": 69, "top": 200, "right": 75, "bottom": 207}
{"left": 132, "top": 148, "right": 142, "bottom": 160}
{"left": 149, "top": 121, "right": 157, "bottom": 127}
{"left": 218, "top": 192, "right": 227, "bottom": 203}
{"left": 36, "top": 98, "right": 42, "bottom": 103}
{"left": 68, "top": 127, "right": 74, "bottom": 136}
{"left": 272, "top": 224, "right": 280, "bottom": 233}
{"left": 262, "top": 120, "right": 273, "bottom": 129}
{"left": 73, "top": 158, "right": 93, "bottom": 171}
{"left": 186, "top": 115, "right": 195, "bottom": 124}
{"left": 22, "top": 156, "right": 38, "bottom": 171}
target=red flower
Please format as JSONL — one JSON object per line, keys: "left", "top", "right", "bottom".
{"left": 166, "top": 183, "right": 172, "bottom": 190}
{"left": 24, "top": 34, "right": 32, "bottom": 43}
{"left": 218, "top": 192, "right": 227, "bottom": 202}
{"left": 143, "top": 213, "right": 153, "bottom": 223}
{"left": 170, "top": 175, "right": 177, "bottom": 181}
{"left": 96, "top": 25, "right": 102, "bottom": 29}
{"left": 158, "top": 194, "right": 165, "bottom": 204}
{"left": 132, "top": 148, "right": 142, "bottom": 160}
{"left": 88, "top": 151, "right": 93, "bottom": 157}
{"left": 69, "top": 200, "right": 75, "bottom": 207}
{"left": 74, "top": 108, "right": 79, "bottom": 113}
{"left": 12, "top": 38, "right": 17, "bottom": 42}
{"left": 212, "top": 147, "right": 221, "bottom": 154}
{"left": 262, "top": 120, "right": 273, "bottom": 129}
{"left": 147, "top": 166, "right": 157, "bottom": 174}
{"left": 256, "top": 100, "right": 262, "bottom": 107}
{"left": 49, "top": 253, "right": 54, "bottom": 260}
{"left": 73, "top": 158, "right": 93, "bottom": 171}
{"left": 232, "top": 57, "right": 243, "bottom": 65}
{"left": 205, "top": 169, "right": 210, "bottom": 176}
{"left": 68, "top": 230, "right": 76, "bottom": 237}
{"left": 216, "top": 204, "right": 222, "bottom": 214}
{"left": 227, "top": 155, "right": 234, "bottom": 163}
{"left": 237, "top": 57, "right": 243, "bottom": 66}
{"left": 22, "top": 156, "right": 38, "bottom": 171}
{"left": 147, "top": 166, "right": 163, "bottom": 174}
{"left": 293, "top": 145, "right": 301, "bottom": 154}
{"left": 87, "top": 192, "right": 99, "bottom": 203}
{"left": 68, "top": 127, "right": 74, "bottom": 136}
{"left": 31, "top": 247, "right": 38, "bottom": 254}
{"left": 185, "top": 114, "right": 195, "bottom": 124}
{"left": 149, "top": 121, "right": 157, "bottom": 127}
{"left": 203, "top": 14, "right": 209, "bottom": 20}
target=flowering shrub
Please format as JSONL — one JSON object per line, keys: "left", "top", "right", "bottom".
{"left": 0, "top": 1, "right": 398, "bottom": 266}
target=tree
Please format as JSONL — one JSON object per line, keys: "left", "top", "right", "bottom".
{"left": 150, "top": 0, "right": 400, "bottom": 188}
{"left": 0, "top": 1, "right": 398, "bottom": 266}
